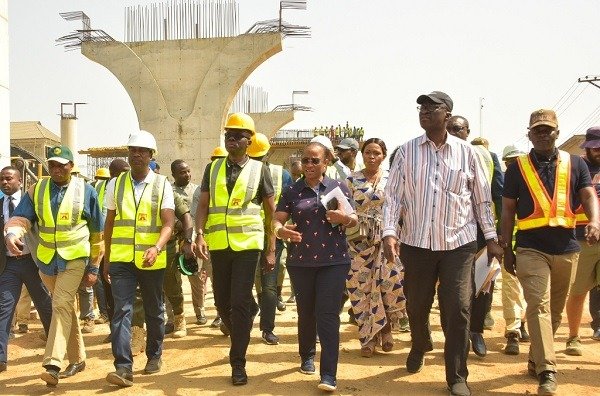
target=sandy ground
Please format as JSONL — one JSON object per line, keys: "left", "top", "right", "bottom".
{"left": 2, "top": 274, "right": 600, "bottom": 396}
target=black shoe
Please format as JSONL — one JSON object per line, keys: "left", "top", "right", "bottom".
{"left": 504, "top": 334, "right": 519, "bottom": 355}
{"left": 59, "top": 361, "right": 86, "bottom": 378}
{"left": 406, "top": 349, "right": 425, "bottom": 373}
{"left": 196, "top": 314, "right": 208, "bottom": 325}
{"left": 527, "top": 360, "right": 537, "bottom": 378}
{"left": 0, "top": 362, "right": 6, "bottom": 373}
{"left": 276, "top": 295, "right": 286, "bottom": 312}
{"left": 231, "top": 366, "right": 248, "bottom": 386}
{"left": 164, "top": 322, "right": 174, "bottom": 335}
{"left": 520, "top": 322, "right": 530, "bottom": 342}
{"left": 299, "top": 358, "right": 315, "bottom": 375}
{"left": 470, "top": 332, "right": 487, "bottom": 357}
{"left": 106, "top": 368, "right": 134, "bottom": 387}
{"left": 262, "top": 331, "right": 279, "bottom": 345}
{"left": 210, "top": 316, "right": 222, "bottom": 328}
{"left": 103, "top": 333, "right": 112, "bottom": 344}
{"left": 286, "top": 295, "right": 296, "bottom": 304}
{"left": 448, "top": 381, "right": 471, "bottom": 396}
{"left": 41, "top": 366, "right": 60, "bottom": 386}
{"left": 537, "top": 371, "right": 557, "bottom": 395}
{"left": 144, "top": 357, "right": 162, "bottom": 374}
{"left": 220, "top": 322, "right": 231, "bottom": 336}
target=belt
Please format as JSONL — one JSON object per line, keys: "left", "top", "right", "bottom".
{"left": 6, "top": 253, "right": 32, "bottom": 260}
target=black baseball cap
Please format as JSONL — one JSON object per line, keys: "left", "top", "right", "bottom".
{"left": 417, "top": 91, "right": 453, "bottom": 112}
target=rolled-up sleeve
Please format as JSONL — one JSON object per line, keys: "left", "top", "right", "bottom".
{"left": 382, "top": 145, "right": 405, "bottom": 239}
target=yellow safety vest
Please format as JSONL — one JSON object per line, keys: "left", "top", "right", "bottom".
{"left": 268, "top": 163, "right": 283, "bottom": 204}
{"left": 205, "top": 158, "right": 264, "bottom": 251}
{"left": 111, "top": 171, "right": 167, "bottom": 269}
{"left": 94, "top": 180, "right": 107, "bottom": 210}
{"left": 33, "top": 177, "right": 90, "bottom": 264}
{"left": 516, "top": 150, "right": 576, "bottom": 230}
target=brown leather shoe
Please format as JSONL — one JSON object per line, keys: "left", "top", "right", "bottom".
{"left": 59, "top": 361, "right": 86, "bottom": 378}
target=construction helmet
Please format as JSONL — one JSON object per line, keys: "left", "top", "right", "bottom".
{"left": 95, "top": 167, "right": 110, "bottom": 179}
{"left": 127, "top": 130, "right": 158, "bottom": 153}
{"left": 247, "top": 133, "right": 271, "bottom": 158}
{"left": 211, "top": 146, "right": 227, "bottom": 158}
{"left": 470, "top": 137, "right": 489, "bottom": 149}
{"left": 224, "top": 112, "right": 255, "bottom": 135}
{"left": 502, "top": 144, "right": 526, "bottom": 161}
{"left": 70, "top": 164, "right": 81, "bottom": 174}
{"left": 310, "top": 135, "right": 334, "bottom": 152}
{"left": 177, "top": 254, "right": 199, "bottom": 276}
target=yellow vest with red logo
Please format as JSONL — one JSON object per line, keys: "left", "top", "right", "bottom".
{"left": 110, "top": 171, "right": 167, "bottom": 269}
{"left": 205, "top": 158, "right": 264, "bottom": 251}
{"left": 33, "top": 177, "right": 90, "bottom": 264}
{"left": 516, "top": 150, "right": 576, "bottom": 230}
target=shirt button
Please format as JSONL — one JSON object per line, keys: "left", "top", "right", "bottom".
{"left": 436, "top": 163, "right": 439, "bottom": 166}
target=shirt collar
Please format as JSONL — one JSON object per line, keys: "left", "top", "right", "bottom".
{"left": 7, "top": 190, "right": 22, "bottom": 201}
{"left": 226, "top": 155, "right": 250, "bottom": 168}
{"left": 129, "top": 170, "right": 156, "bottom": 185}
{"left": 418, "top": 131, "right": 460, "bottom": 150}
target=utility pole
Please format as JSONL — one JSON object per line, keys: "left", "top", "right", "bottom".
{"left": 578, "top": 75, "right": 600, "bottom": 89}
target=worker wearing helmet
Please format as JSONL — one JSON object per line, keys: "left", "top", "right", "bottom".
{"left": 247, "top": 133, "right": 293, "bottom": 346}
{"left": 211, "top": 146, "right": 227, "bottom": 161}
{"left": 194, "top": 113, "right": 276, "bottom": 386}
{"left": 5, "top": 145, "right": 104, "bottom": 386}
{"left": 103, "top": 130, "right": 175, "bottom": 387}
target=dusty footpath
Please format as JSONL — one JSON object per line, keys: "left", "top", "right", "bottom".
{"left": 1, "top": 275, "right": 600, "bottom": 396}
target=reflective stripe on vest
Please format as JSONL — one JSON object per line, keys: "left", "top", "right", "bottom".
{"left": 94, "top": 180, "right": 107, "bottom": 209}
{"left": 111, "top": 171, "right": 167, "bottom": 269}
{"left": 516, "top": 150, "right": 576, "bottom": 230}
{"left": 268, "top": 163, "right": 283, "bottom": 204}
{"left": 205, "top": 158, "right": 264, "bottom": 251}
{"left": 34, "top": 177, "right": 90, "bottom": 264}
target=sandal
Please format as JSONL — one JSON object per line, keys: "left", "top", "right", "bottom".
{"left": 360, "top": 339, "right": 376, "bottom": 357}
{"left": 381, "top": 322, "right": 394, "bottom": 352}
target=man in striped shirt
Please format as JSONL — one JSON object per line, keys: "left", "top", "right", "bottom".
{"left": 382, "top": 91, "right": 503, "bottom": 396}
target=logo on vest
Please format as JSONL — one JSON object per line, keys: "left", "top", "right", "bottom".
{"left": 138, "top": 213, "right": 148, "bottom": 222}
{"left": 231, "top": 198, "right": 241, "bottom": 207}
{"left": 59, "top": 212, "right": 70, "bottom": 221}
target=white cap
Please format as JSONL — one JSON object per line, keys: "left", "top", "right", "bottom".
{"left": 127, "top": 130, "right": 158, "bottom": 153}
{"left": 310, "top": 135, "right": 334, "bottom": 152}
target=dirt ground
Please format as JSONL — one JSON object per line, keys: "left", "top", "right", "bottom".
{"left": 2, "top": 274, "right": 600, "bottom": 396}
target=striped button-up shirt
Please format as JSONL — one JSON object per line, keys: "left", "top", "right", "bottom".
{"left": 382, "top": 133, "right": 496, "bottom": 251}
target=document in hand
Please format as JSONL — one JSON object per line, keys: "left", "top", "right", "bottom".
{"left": 319, "top": 186, "right": 353, "bottom": 226}
{"left": 474, "top": 247, "right": 501, "bottom": 297}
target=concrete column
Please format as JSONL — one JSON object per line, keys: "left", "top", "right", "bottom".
{"left": 60, "top": 116, "right": 77, "bottom": 154}
{"left": 81, "top": 33, "right": 282, "bottom": 176}
{"left": 0, "top": 0, "right": 10, "bottom": 168}
{"left": 250, "top": 111, "right": 294, "bottom": 139}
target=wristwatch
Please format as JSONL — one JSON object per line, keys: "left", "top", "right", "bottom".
{"left": 154, "top": 245, "right": 162, "bottom": 254}
{"left": 185, "top": 237, "right": 193, "bottom": 244}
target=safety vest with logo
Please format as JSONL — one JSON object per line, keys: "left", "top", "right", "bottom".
{"left": 111, "top": 171, "right": 167, "bottom": 269}
{"left": 268, "top": 163, "right": 283, "bottom": 204}
{"left": 33, "top": 177, "right": 90, "bottom": 264}
{"left": 205, "top": 158, "right": 264, "bottom": 251}
{"left": 516, "top": 150, "right": 576, "bottom": 230}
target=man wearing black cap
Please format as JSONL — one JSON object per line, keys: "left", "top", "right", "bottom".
{"left": 501, "top": 110, "right": 600, "bottom": 395}
{"left": 382, "top": 91, "right": 503, "bottom": 396}
{"left": 565, "top": 126, "right": 600, "bottom": 355}
{"left": 335, "top": 138, "right": 359, "bottom": 172}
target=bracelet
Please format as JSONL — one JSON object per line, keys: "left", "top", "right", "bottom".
{"left": 273, "top": 225, "right": 283, "bottom": 239}
{"left": 343, "top": 217, "right": 353, "bottom": 227}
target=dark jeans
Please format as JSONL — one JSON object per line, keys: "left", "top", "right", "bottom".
{"left": 401, "top": 242, "right": 476, "bottom": 386}
{"left": 591, "top": 286, "right": 600, "bottom": 331}
{"left": 0, "top": 255, "right": 53, "bottom": 363}
{"left": 210, "top": 248, "right": 260, "bottom": 368}
{"left": 287, "top": 263, "right": 350, "bottom": 379}
{"left": 470, "top": 281, "right": 494, "bottom": 333}
{"left": 257, "top": 239, "right": 284, "bottom": 332}
{"left": 100, "top": 262, "right": 114, "bottom": 321}
{"left": 109, "top": 262, "right": 165, "bottom": 371}
{"left": 93, "top": 272, "right": 108, "bottom": 316}
{"left": 164, "top": 240, "right": 184, "bottom": 316}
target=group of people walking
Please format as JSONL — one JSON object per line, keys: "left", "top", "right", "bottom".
{"left": 1, "top": 91, "right": 600, "bottom": 396}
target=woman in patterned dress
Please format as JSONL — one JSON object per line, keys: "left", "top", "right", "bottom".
{"left": 272, "top": 142, "right": 357, "bottom": 392}
{"left": 346, "top": 138, "right": 406, "bottom": 357}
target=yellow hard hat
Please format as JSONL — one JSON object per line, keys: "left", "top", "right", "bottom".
{"left": 247, "top": 133, "right": 271, "bottom": 157}
{"left": 471, "top": 137, "right": 489, "bottom": 148}
{"left": 211, "top": 146, "right": 227, "bottom": 158}
{"left": 224, "top": 112, "right": 255, "bottom": 135}
{"left": 95, "top": 167, "right": 110, "bottom": 179}
{"left": 70, "top": 164, "right": 81, "bottom": 174}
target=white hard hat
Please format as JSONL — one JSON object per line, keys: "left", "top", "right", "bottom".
{"left": 502, "top": 144, "right": 525, "bottom": 160}
{"left": 310, "top": 135, "right": 334, "bottom": 152}
{"left": 127, "top": 130, "right": 157, "bottom": 153}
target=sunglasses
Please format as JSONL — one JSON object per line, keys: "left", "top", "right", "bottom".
{"left": 449, "top": 125, "right": 466, "bottom": 132}
{"left": 301, "top": 157, "right": 321, "bottom": 165}
{"left": 224, "top": 131, "right": 251, "bottom": 141}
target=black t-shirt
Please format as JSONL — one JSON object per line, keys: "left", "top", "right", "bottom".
{"left": 200, "top": 157, "right": 274, "bottom": 205}
{"left": 503, "top": 149, "right": 591, "bottom": 255}
{"left": 575, "top": 157, "right": 600, "bottom": 239}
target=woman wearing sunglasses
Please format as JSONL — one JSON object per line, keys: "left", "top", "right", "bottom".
{"left": 272, "top": 142, "right": 357, "bottom": 392}
{"left": 345, "top": 138, "right": 406, "bottom": 357}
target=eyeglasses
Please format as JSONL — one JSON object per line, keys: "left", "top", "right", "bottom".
{"left": 224, "top": 131, "right": 251, "bottom": 141}
{"left": 301, "top": 157, "right": 321, "bottom": 165}
{"left": 449, "top": 125, "right": 466, "bottom": 132}
{"left": 417, "top": 105, "right": 445, "bottom": 114}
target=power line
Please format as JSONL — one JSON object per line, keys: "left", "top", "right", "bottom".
{"left": 552, "top": 81, "right": 577, "bottom": 110}
{"left": 557, "top": 84, "right": 588, "bottom": 117}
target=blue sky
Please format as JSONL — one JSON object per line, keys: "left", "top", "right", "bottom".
{"left": 8, "top": 0, "right": 600, "bottom": 165}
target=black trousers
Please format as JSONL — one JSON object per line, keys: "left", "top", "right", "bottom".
{"left": 590, "top": 286, "right": 600, "bottom": 331}
{"left": 470, "top": 227, "right": 494, "bottom": 334}
{"left": 401, "top": 241, "right": 476, "bottom": 386}
{"left": 210, "top": 248, "right": 260, "bottom": 368}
